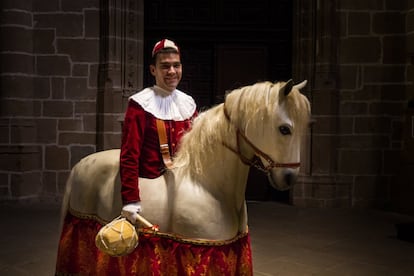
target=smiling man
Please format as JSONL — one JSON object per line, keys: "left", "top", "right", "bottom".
{"left": 120, "top": 39, "right": 197, "bottom": 224}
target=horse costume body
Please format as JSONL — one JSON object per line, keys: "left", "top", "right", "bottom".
{"left": 56, "top": 80, "right": 310, "bottom": 275}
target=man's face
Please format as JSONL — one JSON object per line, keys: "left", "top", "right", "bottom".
{"left": 150, "top": 52, "right": 182, "bottom": 92}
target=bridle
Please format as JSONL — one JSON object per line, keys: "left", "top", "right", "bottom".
{"left": 222, "top": 103, "right": 301, "bottom": 174}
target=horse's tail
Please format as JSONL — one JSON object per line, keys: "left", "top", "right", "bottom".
{"left": 59, "top": 166, "right": 75, "bottom": 229}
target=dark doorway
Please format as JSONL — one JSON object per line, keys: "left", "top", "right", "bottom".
{"left": 144, "top": 0, "right": 293, "bottom": 203}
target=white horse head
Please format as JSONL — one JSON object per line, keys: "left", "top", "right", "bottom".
{"left": 175, "top": 80, "right": 310, "bottom": 193}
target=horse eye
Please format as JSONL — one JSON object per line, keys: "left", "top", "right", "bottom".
{"left": 279, "top": 125, "right": 291, "bottom": 135}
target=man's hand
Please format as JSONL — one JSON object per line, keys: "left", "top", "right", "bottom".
{"left": 121, "top": 202, "right": 142, "bottom": 224}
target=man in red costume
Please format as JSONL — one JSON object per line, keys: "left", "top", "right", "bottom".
{"left": 120, "top": 38, "right": 197, "bottom": 223}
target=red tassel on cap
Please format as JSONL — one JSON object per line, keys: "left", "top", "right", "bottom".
{"left": 152, "top": 39, "right": 180, "bottom": 57}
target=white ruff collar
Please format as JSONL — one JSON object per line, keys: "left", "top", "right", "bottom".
{"left": 129, "top": 86, "right": 196, "bottom": 120}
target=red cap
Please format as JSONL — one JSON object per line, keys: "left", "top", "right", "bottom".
{"left": 151, "top": 39, "right": 180, "bottom": 57}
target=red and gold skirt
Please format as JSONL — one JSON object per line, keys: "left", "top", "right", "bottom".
{"left": 55, "top": 212, "right": 253, "bottom": 275}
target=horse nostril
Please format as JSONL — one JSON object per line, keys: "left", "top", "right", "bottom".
{"left": 284, "top": 171, "right": 297, "bottom": 186}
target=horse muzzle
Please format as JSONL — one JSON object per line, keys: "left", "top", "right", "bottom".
{"left": 267, "top": 167, "right": 299, "bottom": 191}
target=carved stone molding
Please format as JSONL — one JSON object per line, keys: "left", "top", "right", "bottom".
{"left": 97, "top": 0, "right": 144, "bottom": 150}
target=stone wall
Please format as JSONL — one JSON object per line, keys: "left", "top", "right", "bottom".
{"left": 0, "top": 0, "right": 143, "bottom": 201}
{"left": 293, "top": 0, "right": 414, "bottom": 212}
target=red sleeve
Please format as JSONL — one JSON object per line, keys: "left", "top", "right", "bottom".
{"left": 120, "top": 100, "right": 146, "bottom": 203}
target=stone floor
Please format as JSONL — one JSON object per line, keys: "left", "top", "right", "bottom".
{"left": 1, "top": 200, "right": 414, "bottom": 275}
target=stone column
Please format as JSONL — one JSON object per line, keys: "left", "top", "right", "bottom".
{"left": 292, "top": 0, "right": 349, "bottom": 207}
{"left": 97, "top": 0, "right": 144, "bottom": 150}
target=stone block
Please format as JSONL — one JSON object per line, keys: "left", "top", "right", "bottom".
{"left": 58, "top": 38, "right": 99, "bottom": 62}
{"left": 0, "top": 10, "right": 32, "bottom": 26}
{"left": 36, "top": 119, "right": 58, "bottom": 143}
{"left": 72, "top": 64, "right": 88, "bottom": 76}
{"left": 312, "top": 183, "right": 337, "bottom": 200}
{"left": 33, "top": 0, "right": 59, "bottom": 12}
{"left": 1, "top": 0, "right": 31, "bottom": 10}
{"left": 338, "top": 149, "right": 382, "bottom": 174}
{"left": 51, "top": 77, "right": 65, "bottom": 99}
{"left": 33, "top": 29, "right": 56, "bottom": 54}
{"left": 65, "top": 78, "right": 96, "bottom": 100}
{"left": 33, "top": 77, "right": 52, "bottom": 99}
{"left": 348, "top": 12, "right": 370, "bottom": 35}
{"left": 10, "top": 172, "right": 42, "bottom": 197}
{"left": 312, "top": 116, "right": 340, "bottom": 134}
{"left": 37, "top": 55, "right": 71, "bottom": 76}
{"left": 10, "top": 119, "right": 37, "bottom": 143}
{"left": 354, "top": 175, "right": 388, "bottom": 200}
{"left": 85, "top": 9, "right": 100, "bottom": 38}
{"left": 373, "top": 12, "right": 405, "bottom": 34}
{"left": 0, "top": 99, "right": 42, "bottom": 117}
{"left": 338, "top": 65, "right": 358, "bottom": 90}
{"left": 75, "top": 101, "right": 96, "bottom": 114}
{"left": 61, "top": 0, "right": 99, "bottom": 11}
{"left": 355, "top": 85, "right": 382, "bottom": 101}
{"left": 34, "top": 14, "right": 83, "bottom": 37}
{"left": 10, "top": 118, "right": 57, "bottom": 144}
{"left": 45, "top": 146, "right": 69, "bottom": 170}
{"left": 83, "top": 115, "right": 97, "bottom": 131}
{"left": 338, "top": 135, "right": 390, "bottom": 149}
{"left": 383, "top": 36, "right": 407, "bottom": 64}
{"left": 363, "top": 65, "right": 406, "bottom": 83}
{"left": 340, "top": 102, "right": 368, "bottom": 115}
{"left": 43, "top": 100, "right": 73, "bottom": 117}
{"left": 1, "top": 76, "right": 50, "bottom": 99}
{"left": 0, "top": 146, "right": 42, "bottom": 172}
{"left": 354, "top": 117, "right": 392, "bottom": 134}
{"left": 101, "top": 114, "right": 122, "bottom": 132}
{"left": 0, "top": 26, "right": 32, "bottom": 52}
{"left": 311, "top": 90, "right": 340, "bottom": 116}
{"left": 369, "top": 102, "right": 405, "bottom": 116}
{"left": 311, "top": 135, "right": 337, "bottom": 174}
{"left": 58, "top": 118, "right": 83, "bottom": 131}
{"left": 0, "top": 119, "right": 9, "bottom": 143}
{"left": 340, "top": 37, "right": 381, "bottom": 63}
{"left": 41, "top": 171, "right": 57, "bottom": 195}
{"left": 338, "top": 117, "right": 354, "bottom": 134}
{"left": 70, "top": 145, "right": 95, "bottom": 167}
{"left": 59, "top": 132, "right": 95, "bottom": 145}
{"left": 1, "top": 53, "right": 35, "bottom": 74}
{"left": 1, "top": 76, "right": 32, "bottom": 98}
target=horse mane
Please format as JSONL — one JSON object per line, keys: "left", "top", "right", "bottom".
{"left": 173, "top": 81, "right": 310, "bottom": 177}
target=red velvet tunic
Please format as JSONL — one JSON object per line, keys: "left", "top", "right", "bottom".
{"left": 120, "top": 100, "right": 196, "bottom": 203}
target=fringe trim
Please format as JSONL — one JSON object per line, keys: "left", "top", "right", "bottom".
{"left": 68, "top": 206, "right": 249, "bottom": 247}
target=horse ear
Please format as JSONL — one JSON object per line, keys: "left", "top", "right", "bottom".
{"left": 293, "top": 80, "right": 307, "bottom": 91}
{"left": 280, "top": 79, "right": 293, "bottom": 96}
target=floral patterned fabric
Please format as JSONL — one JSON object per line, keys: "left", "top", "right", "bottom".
{"left": 56, "top": 212, "right": 253, "bottom": 276}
